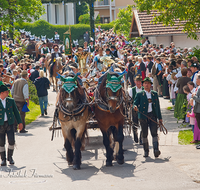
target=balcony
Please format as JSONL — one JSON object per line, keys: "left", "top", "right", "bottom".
{"left": 94, "top": 0, "right": 115, "bottom": 8}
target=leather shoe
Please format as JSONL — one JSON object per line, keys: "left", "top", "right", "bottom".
{"left": 143, "top": 151, "right": 149, "bottom": 157}
{"left": 44, "top": 109, "right": 47, "bottom": 115}
{"left": 1, "top": 159, "right": 6, "bottom": 166}
{"left": 8, "top": 157, "right": 14, "bottom": 165}
{"left": 20, "top": 130, "right": 28, "bottom": 133}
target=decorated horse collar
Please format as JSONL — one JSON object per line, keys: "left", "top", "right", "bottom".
{"left": 106, "top": 73, "right": 124, "bottom": 92}
{"left": 60, "top": 75, "right": 78, "bottom": 93}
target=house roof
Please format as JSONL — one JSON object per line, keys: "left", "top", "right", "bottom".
{"left": 130, "top": 10, "right": 187, "bottom": 38}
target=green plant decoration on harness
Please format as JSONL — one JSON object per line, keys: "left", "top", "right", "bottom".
{"left": 60, "top": 75, "right": 78, "bottom": 93}
{"left": 106, "top": 73, "right": 124, "bottom": 92}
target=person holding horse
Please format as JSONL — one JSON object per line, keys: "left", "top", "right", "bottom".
{"left": 134, "top": 77, "right": 162, "bottom": 158}
{"left": 50, "top": 45, "right": 62, "bottom": 78}
{"left": 128, "top": 75, "right": 144, "bottom": 144}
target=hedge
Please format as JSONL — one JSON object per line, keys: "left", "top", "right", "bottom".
{"left": 14, "top": 20, "right": 114, "bottom": 44}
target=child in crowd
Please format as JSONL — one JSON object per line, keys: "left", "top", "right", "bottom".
{"left": 187, "top": 98, "right": 200, "bottom": 143}
{"left": 187, "top": 81, "right": 196, "bottom": 93}
{"left": 183, "top": 85, "right": 192, "bottom": 123}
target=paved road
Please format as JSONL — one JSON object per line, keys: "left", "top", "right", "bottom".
{"left": 1, "top": 87, "right": 200, "bottom": 190}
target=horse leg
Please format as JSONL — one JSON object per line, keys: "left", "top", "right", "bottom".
{"left": 102, "top": 131, "right": 113, "bottom": 166}
{"left": 64, "top": 138, "right": 74, "bottom": 165}
{"left": 73, "top": 127, "right": 85, "bottom": 170}
{"left": 62, "top": 127, "right": 74, "bottom": 165}
{"left": 116, "top": 125, "right": 124, "bottom": 165}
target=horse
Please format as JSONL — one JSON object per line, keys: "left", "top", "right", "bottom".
{"left": 94, "top": 72, "right": 125, "bottom": 166}
{"left": 49, "top": 57, "right": 63, "bottom": 91}
{"left": 44, "top": 53, "right": 51, "bottom": 77}
{"left": 57, "top": 74, "right": 89, "bottom": 170}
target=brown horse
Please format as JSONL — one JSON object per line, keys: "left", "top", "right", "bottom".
{"left": 44, "top": 53, "right": 52, "bottom": 77}
{"left": 94, "top": 72, "right": 125, "bottom": 166}
{"left": 58, "top": 74, "right": 89, "bottom": 170}
{"left": 49, "top": 57, "right": 63, "bottom": 91}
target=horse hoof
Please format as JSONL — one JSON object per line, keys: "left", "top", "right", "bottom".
{"left": 106, "top": 161, "right": 113, "bottom": 167}
{"left": 117, "top": 159, "right": 124, "bottom": 165}
{"left": 73, "top": 164, "right": 80, "bottom": 170}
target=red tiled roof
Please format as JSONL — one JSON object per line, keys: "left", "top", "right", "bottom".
{"left": 131, "top": 10, "right": 187, "bottom": 37}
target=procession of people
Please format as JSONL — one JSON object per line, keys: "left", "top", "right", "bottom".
{"left": 0, "top": 26, "right": 200, "bottom": 167}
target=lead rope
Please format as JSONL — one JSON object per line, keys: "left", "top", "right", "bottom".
{"left": 136, "top": 110, "right": 168, "bottom": 135}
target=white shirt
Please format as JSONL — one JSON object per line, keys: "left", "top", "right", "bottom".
{"left": 128, "top": 86, "right": 143, "bottom": 97}
{"left": 144, "top": 90, "right": 152, "bottom": 113}
{"left": 0, "top": 98, "right": 7, "bottom": 121}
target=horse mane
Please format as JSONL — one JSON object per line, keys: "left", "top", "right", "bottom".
{"left": 99, "top": 72, "right": 119, "bottom": 100}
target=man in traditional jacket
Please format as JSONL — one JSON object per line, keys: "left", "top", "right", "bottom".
{"left": 134, "top": 77, "right": 162, "bottom": 158}
{"left": 0, "top": 82, "right": 23, "bottom": 166}
{"left": 128, "top": 75, "right": 144, "bottom": 144}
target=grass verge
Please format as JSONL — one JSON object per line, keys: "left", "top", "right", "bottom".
{"left": 25, "top": 100, "right": 40, "bottom": 125}
{"left": 178, "top": 129, "right": 200, "bottom": 145}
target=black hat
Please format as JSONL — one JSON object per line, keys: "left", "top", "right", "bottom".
{"left": 142, "top": 77, "right": 153, "bottom": 84}
{"left": 111, "top": 45, "right": 115, "bottom": 49}
{"left": 135, "top": 74, "right": 142, "bottom": 81}
{"left": 0, "top": 81, "right": 9, "bottom": 93}
{"left": 190, "top": 63, "right": 198, "bottom": 68}
{"left": 106, "top": 48, "right": 111, "bottom": 52}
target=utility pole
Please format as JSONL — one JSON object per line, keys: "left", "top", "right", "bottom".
{"left": 0, "top": 13, "right": 2, "bottom": 59}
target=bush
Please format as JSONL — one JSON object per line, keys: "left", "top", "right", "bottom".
{"left": 14, "top": 20, "right": 114, "bottom": 43}
{"left": 28, "top": 80, "right": 39, "bottom": 105}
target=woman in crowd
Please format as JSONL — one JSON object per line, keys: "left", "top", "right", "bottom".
{"left": 34, "top": 70, "right": 50, "bottom": 116}
{"left": 174, "top": 68, "right": 192, "bottom": 120}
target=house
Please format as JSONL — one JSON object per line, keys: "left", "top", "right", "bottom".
{"left": 94, "top": 0, "right": 135, "bottom": 23}
{"left": 130, "top": 10, "right": 200, "bottom": 48}
{"left": 41, "top": 2, "right": 76, "bottom": 25}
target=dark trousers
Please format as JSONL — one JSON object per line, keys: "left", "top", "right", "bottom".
{"left": 0, "top": 122, "right": 15, "bottom": 152}
{"left": 139, "top": 112, "right": 158, "bottom": 143}
{"left": 14, "top": 101, "right": 26, "bottom": 131}
{"left": 195, "top": 113, "right": 200, "bottom": 130}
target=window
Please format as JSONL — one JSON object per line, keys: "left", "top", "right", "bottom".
{"left": 55, "top": 5, "right": 59, "bottom": 24}
{"left": 47, "top": 4, "right": 50, "bottom": 23}
{"left": 64, "top": 4, "right": 68, "bottom": 25}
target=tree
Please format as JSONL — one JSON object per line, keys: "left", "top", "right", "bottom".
{"left": 0, "top": 0, "right": 45, "bottom": 39}
{"left": 42, "top": 0, "right": 96, "bottom": 41}
{"left": 79, "top": 13, "right": 100, "bottom": 24}
{"left": 113, "top": 5, "right": 133, "bottom": 38}
{"left": 76, "top": 2, "right": 88, "bottom": 24}
{"left": 135, "top": 0, "right": 200, "bottom": 40}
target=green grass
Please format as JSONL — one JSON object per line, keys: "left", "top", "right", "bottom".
{"left": 167, "top": 106, "right": 173, "bottom": 110}
{"left": 25, "top": 101, "right": 40, "bottom": 125}
{"left": 178, "top": 129, "right": 200, "bottom": 145}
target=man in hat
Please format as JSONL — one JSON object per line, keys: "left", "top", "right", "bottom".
{"left": 54, "top": 31, "right": 60, "bottom": 44}
{"left": 11, "top": 70, "right": 29, "bottom": 133}
{"left": 111, "top": 45, "right": 118, "bottom": 58}
{"left": 134, "top": 77, "right": 162, "bottom": 158}
{"left": 190, "top": 63, "right": 199, "bottom": 87}
{"left": 0, "top": 81, "right": 23, "bottom": 166}
{"left": 50, "top": 45, "right": 62, "bottom": 78}
{"left": 41, "top": 43, "right": 50, "bottom": 57}
{"left": 105, "top": 48, "right": 112, "bottom": 57}
{"left": 128, "top": 75, "right": 144, "bottom": 144}
{"left": 88, "top": 40, "right": 95, "bottom": 53}
{"left": 83, "top": 31, "right": 90, "bottom": 44}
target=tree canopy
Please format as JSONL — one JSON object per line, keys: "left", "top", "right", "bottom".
{"left": 0, "top": 0, "right": 45, "bottom": 39}
{"left": 113, "top": 5, "right": 133, "bottom": 38}
{"left": 135, "top": 0, "right": 200, "bottom": 39}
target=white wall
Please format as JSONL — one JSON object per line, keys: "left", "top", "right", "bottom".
{"left": 149, "top": 35, "right": 200, "bottom": 49}
{"left": 173, "top": 34, "right": 200, "bottom": 49}
{"left": 42, "top": 3, "right": 75, "bottom": 25}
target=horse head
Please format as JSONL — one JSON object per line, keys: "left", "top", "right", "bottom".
{"left": 104, "top": 73, "right": 123, "bottom": 113}
{"left": 55, "top": 57, "right": 63, "bottom": 70}
{"left": 60, "top": 75, "right": 84, "bottom": 112}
